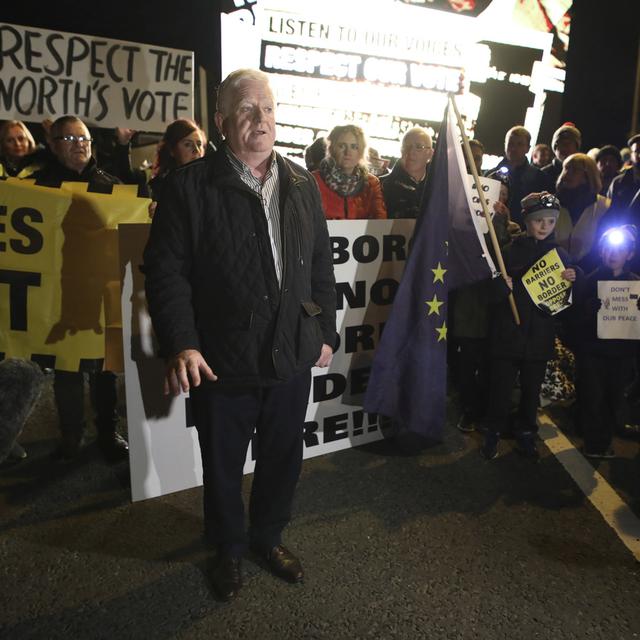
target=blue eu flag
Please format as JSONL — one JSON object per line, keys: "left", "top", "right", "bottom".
{"left": 363, "top": 99, "right": 495, "bottom": 441}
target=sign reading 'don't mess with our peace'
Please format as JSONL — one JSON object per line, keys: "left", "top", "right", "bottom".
{"left": 0, "top": 23, "right": 193, "bottom": 131}
{"left": 521, "top": 248, "right": 572, "bottom": 315}
{"left": 597, "top": 280, "right": 640, "bottom": 340}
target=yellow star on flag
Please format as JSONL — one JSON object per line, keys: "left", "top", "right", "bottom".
{"left": 431, "top": 262, "right": 447, "bottom": 284}
{"left": 436, "top": 321, "right": 447, "bottom": 342}
{"left": 425, "top": 294, "right": 444, "bottom": 316}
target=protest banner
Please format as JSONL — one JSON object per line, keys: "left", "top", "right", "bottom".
{"left": 120, "top": 219, "right": 413, "bottom": 501}
{"left": 0, "top": 177, "right": 150, "bottom": 371}
{"left": 0, "top": 23, "right": 193, "bottom": 131}
{"left": 521, "top": 248, "right": 572, "bottom": 315}
{"left": 597, "top": 280, "right": 640, "bottom": 340}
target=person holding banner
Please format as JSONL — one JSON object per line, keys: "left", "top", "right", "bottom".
{"left": 571, "top": 225, "right": 640, "bottom": 458}
{"left": 0, "top": 120, "right": 48, "bottom": 178}
{"left": 31, "top": 116, "right": 129, "bottom": 462}
{"left": 482, "top": 192, "right": 579, "bottom": 460}
{"left": 313, "top": 124, "right": 387, "bottom": 219}
{"left": 143, "top": 69, "right": 336, "bottom": 602}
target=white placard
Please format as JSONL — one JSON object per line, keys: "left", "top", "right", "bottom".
{"left": 121, "top": 219, "right": 414, "bottom": 501}
{"left": 466, "top": 175, "right": 501, "bottom": 235}
{"left": 597, "top": 280, "right": 640, "bottom": 340}
{"left": 0, "top": 23, "right": 193, "bottom": 131}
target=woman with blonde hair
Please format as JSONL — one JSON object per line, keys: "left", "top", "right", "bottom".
{"left": 313, "top": 124, "right": 387, "bottom": 219}
{"left": 0, "top": 120, "right": 47, "bottom": 178}
{"left": 554, "top": 152, "right": 610, "bottom": 272}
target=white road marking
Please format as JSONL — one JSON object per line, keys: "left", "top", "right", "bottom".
{"left": 538, "top": 413, "right": 640, "bottom": 562}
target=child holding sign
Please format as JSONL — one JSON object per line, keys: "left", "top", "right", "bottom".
{"left": 482, "top": 193, "right": 579, "bottom": 460}
{"left": 572, "top": 225, "right": 640, "bottom": 458}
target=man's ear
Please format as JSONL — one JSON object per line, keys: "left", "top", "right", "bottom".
{"left": 214, "top": 112, "right": 225, "bottom": 137}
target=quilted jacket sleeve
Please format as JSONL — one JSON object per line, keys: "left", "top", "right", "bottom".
{"left": 142, "top": 172, "right": 201, "bottom": 358}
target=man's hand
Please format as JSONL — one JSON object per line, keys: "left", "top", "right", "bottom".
{"left": 165, "top": 349, "right": 217, "bottom": 396}
{"left": 315, "top": 344, "right": 333, "bottom": 368}
{"left": 115, "top": 127, "right": 137, "bottom": 145}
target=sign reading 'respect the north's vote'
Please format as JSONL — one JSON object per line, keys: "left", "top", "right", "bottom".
{"left": 0, "top": 23, "right": 194, "bottom": 132}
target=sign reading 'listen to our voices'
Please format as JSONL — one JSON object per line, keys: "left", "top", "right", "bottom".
{"left": 0, "top": 23, "right": 194, "bottom": 131}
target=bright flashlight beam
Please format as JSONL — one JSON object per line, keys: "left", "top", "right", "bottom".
{"left": 607, "top": 229, "right": 625, "bottom": 246}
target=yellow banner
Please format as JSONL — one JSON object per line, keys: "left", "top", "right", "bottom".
{"left": 0, "top": 177, "right": 150, "bottom": 371}
{"left": 521, "top": 247, "right": 572, "bottom": 315}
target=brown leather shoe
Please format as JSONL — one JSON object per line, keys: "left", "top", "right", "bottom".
{"left": 264, "top": 545, "right": 304, "bottom": 583}
{"left": 209, "top": 554, "right": 242, "bottom": 602}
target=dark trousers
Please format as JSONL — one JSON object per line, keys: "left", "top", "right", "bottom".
{"left": 191, "top": 369, "right": 312, "bottom": 556}
{"left": 487, "top": 358, "right": 547, "bottom": 435}
{"left": 53, "top": 370, "right": 118, "bottom": 441}
{"left": 457, "top": 337, "right": 490, "bottom": 420}
{"left": 576, "top": 353, "right": 633, "bottom": 452}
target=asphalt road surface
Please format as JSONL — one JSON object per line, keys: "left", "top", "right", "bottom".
{"left": 1, "top": 374, "right": 639, "bottom": 640}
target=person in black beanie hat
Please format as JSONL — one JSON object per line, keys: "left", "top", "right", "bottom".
{"left": 595, "top": 145, "right": 623, "bottom": 197}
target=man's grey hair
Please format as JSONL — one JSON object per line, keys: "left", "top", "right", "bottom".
{"left": 401, "top": 127, "right": 432, "bottom": 151}
{"left": 215, "top": 69, "right": 273, "bottom": 117}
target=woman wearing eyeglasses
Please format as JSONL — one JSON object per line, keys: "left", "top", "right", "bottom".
{"left": 313, "top": 124, "right": 387, "bottom": 220}
{"left": 147, "top": 119, "right": 207, "bottom": 217}
{"left": 0, "top": 120, "right": 48, "bottom": 179}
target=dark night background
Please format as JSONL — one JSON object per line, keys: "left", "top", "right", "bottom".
{"left": 1, "top": 0, "right": 638, "bottom": 151}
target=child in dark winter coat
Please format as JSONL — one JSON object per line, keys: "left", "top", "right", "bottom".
{"left": 572, "top": 225, "right": 639, "bottom": 458}
{"left": 482, "top": 193, "right": 579, "bottom": 460}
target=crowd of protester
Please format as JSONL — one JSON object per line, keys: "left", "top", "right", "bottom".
{"left": 2, "top": 66, "right": 640, "bottom": 605}
{"left": 2, "top": 103, "right": 640, "bottom": 468}
{"left": 301, "top": 118, "right": 640, "bottom": 461}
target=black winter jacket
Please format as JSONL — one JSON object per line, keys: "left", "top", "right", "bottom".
{"left": 488, "top": 158, "right": 545, "bottom": 228}
{"left": 31, "top": 156, "right": 120, "bottom": 192}
{"left": 381, "top": 163, "right": 426, "bottom": 219}
{"left": 490, "top": 235, "right": 578, "bottom": 361}
{"left": 143, "top": 147, "right": 337, "bottom": 387}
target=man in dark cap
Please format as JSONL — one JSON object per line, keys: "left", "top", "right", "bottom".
{"left": 595, "top": 145, "right": 623, "bottom": 196}
{"left": 541, "top": 123, "right": 582, "bottom": 193}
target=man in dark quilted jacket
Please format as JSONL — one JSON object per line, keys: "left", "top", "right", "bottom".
{"left": 143, "top": 69, "right": 336, "bottom": 602}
